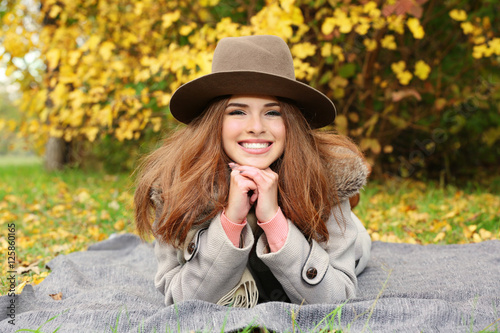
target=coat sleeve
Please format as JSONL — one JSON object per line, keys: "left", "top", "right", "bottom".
{"left": 154, "top": 213, "right": 254, "bottom": 306}
{"left": 255, "top": 199, "right": 358, "bottom": 304}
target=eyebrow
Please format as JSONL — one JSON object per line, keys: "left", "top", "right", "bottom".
{"left": 226, "top": 102, "right": 280, "bottom": 108}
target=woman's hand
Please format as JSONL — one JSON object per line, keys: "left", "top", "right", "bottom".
{"left": 225, "top": 163, "right": 280, "bottom": 223}
{"left": 225, "top": 163, "right": 259, "bottom": 223}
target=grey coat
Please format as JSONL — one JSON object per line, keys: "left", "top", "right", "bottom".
{"left": 152, "top": 147, "right": 371, "bottom": 306}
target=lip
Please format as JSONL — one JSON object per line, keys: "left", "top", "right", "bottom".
{"left": 238, "top": 139, "right": 273, "bottom": 155}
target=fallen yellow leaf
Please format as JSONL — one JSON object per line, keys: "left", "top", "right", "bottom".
{"left": 479, "top": 228, "right": 492, "bottom": 240}
{"left": 15, "top": 281, "right": 27, "bottom": 295}
{"left": 433, "top": 232, "right": 445, "bottom": 242}
{"left": 114, "top": 219, "right": 125, "bottom": 231}
{"left": 472, "top": 233, "right": 482, "bottom": 243}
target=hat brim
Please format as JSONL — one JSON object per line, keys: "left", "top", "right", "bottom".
{"left": 169, "top": 71, "right": 336, "bottom": 129}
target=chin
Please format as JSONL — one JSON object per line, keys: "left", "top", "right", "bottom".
{"left": 239, "top": 160, "right": 272, "bottom": 169}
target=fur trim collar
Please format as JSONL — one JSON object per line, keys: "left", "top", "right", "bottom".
{"left": 327, "top": 146, "right": 369, "bottom": 200}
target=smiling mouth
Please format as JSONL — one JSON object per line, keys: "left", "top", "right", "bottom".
{"left": 239, "top": 142, "right": 272, "bottom": 149}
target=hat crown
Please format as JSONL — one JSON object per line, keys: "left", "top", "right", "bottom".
{"left": 170, "top": 35, "right": 336, "bottom": 128}
{"left": 212, "top": 35, "right": 296, "bottom": 80}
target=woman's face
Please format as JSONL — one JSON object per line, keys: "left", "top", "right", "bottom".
{"left": 222, "top": 95, "right": 286, "bottom": 169}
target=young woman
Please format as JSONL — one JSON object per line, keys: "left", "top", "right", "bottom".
{"left": 134, "top": 35, "right": 371, "bottom": 308}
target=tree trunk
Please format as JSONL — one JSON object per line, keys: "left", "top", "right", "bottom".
{"left": 44, "top": 136, "right": 66, "bottom": 171}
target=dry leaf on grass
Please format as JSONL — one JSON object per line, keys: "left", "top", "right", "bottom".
{"left": 16, "top": 260, "right": 41, "bottom": 275}
{"left": 49, "top": 292, "right": 63, "bottom": 300}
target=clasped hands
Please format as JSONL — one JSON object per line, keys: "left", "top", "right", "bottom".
{"left": 224, "top": 162, "right": 279, "bottom": 224}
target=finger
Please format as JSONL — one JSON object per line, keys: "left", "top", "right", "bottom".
{"left": 229, "top": 162, "right": 246, "bottom": 170}
{"left": 237, "top": 167, "right": 267, "bottom": 182}
{"left": 259, "top": 167, "right": 279, "bottom": 179}
{"left": 231, "top": 170, "right": 258, "bottom": 193}
{"left": 228, "top": 162, "right": 240, "bottom": 170}
{"left": 237, "top": 165, "right": 276, "bottom": 179}
{"left": 232, "top": 166, "right": 275, "bottom": 187}
{"left": 233, "top": 164, "right": 259, "bottom": 173}
{"left": 239, "top": 169, "right": 276, "bottom": 190}
{"left": 250, "top": 193, "right": 258, "bottom": 205}
{"left": 259, "top": 168, "right": 279, "bottom": 184}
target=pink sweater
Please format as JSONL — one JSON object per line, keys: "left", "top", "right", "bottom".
{"left": 220, "top": 208, "right": 288, "bottom": 252}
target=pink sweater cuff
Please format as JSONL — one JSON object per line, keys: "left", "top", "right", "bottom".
{"left": 220, "top": 211, "right": 246, "bottom": 247}
{"left": 258, "top": 208, "right": 288, "bottom": 252}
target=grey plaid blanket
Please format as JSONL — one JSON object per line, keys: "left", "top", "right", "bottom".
{"left": 1, "top": 234, "right": 499, "bottom": 332}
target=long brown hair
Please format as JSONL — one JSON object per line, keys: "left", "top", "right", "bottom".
{"left": 134, "top": 97, "right": 365, "bottom": 247}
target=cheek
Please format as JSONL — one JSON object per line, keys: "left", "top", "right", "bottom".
{"left": 221, "top": 120, "right": 240, "bottom": 152}
{"left": 222, "top": 122, "right": 233, "bottom": 139}
{"left": 221, "top": 120, "right": 232, "bottom": 140}
{"left": 273, "top": 123, "right": 286, "bottom": 145}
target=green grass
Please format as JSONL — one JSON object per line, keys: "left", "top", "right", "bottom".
{"left": 355, "top": 177, "right": 500, "bottom": 245}
{"left": 0, "top": 156, "right": 136, "bottom": 293}
{"left": 0, "top": 155, "right": 42, "bottom": 166}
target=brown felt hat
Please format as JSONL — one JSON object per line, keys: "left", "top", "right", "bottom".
{"left": 169, "top": 35, "right": 336, "bottom": 129}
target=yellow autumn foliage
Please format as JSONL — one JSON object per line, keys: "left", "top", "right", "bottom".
{"left": 449, "top": 9, "right": 467, "bottom": 22}
{"left": 381, "top": 35, "right": 397, "bottom": 50}
{"left": 414, "top": 60, "right": 431, "bottom": 80}
{"left": 0, "top": 0, "right": 498, "bottom": 174}
{"left": 406, "top": 18, "right": 425, "bottom": 39}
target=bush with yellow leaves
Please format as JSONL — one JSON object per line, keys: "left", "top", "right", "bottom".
{"left": 1, "top": 0, "right": 499, "bottom": 177}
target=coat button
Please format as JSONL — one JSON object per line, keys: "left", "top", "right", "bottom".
{"left": 187, "top": 242, "right": 196, "bottom": 255}
{"left": 306, "top": 267, "right": 317, "bottom": 279}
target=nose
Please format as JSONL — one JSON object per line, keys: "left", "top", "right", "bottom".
{"left": 246, "top": 114, "right": 265, "bottom": 134}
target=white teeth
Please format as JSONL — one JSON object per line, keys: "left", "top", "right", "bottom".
{"left": 241, "top": 142, "right": 270, "bottom": 149}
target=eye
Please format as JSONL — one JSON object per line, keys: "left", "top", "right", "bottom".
{"left": 228, "top": 109, "right": 246, "bottom": 116}
{"left": 265, "top": 110, "right": 282, "bottom": 117}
